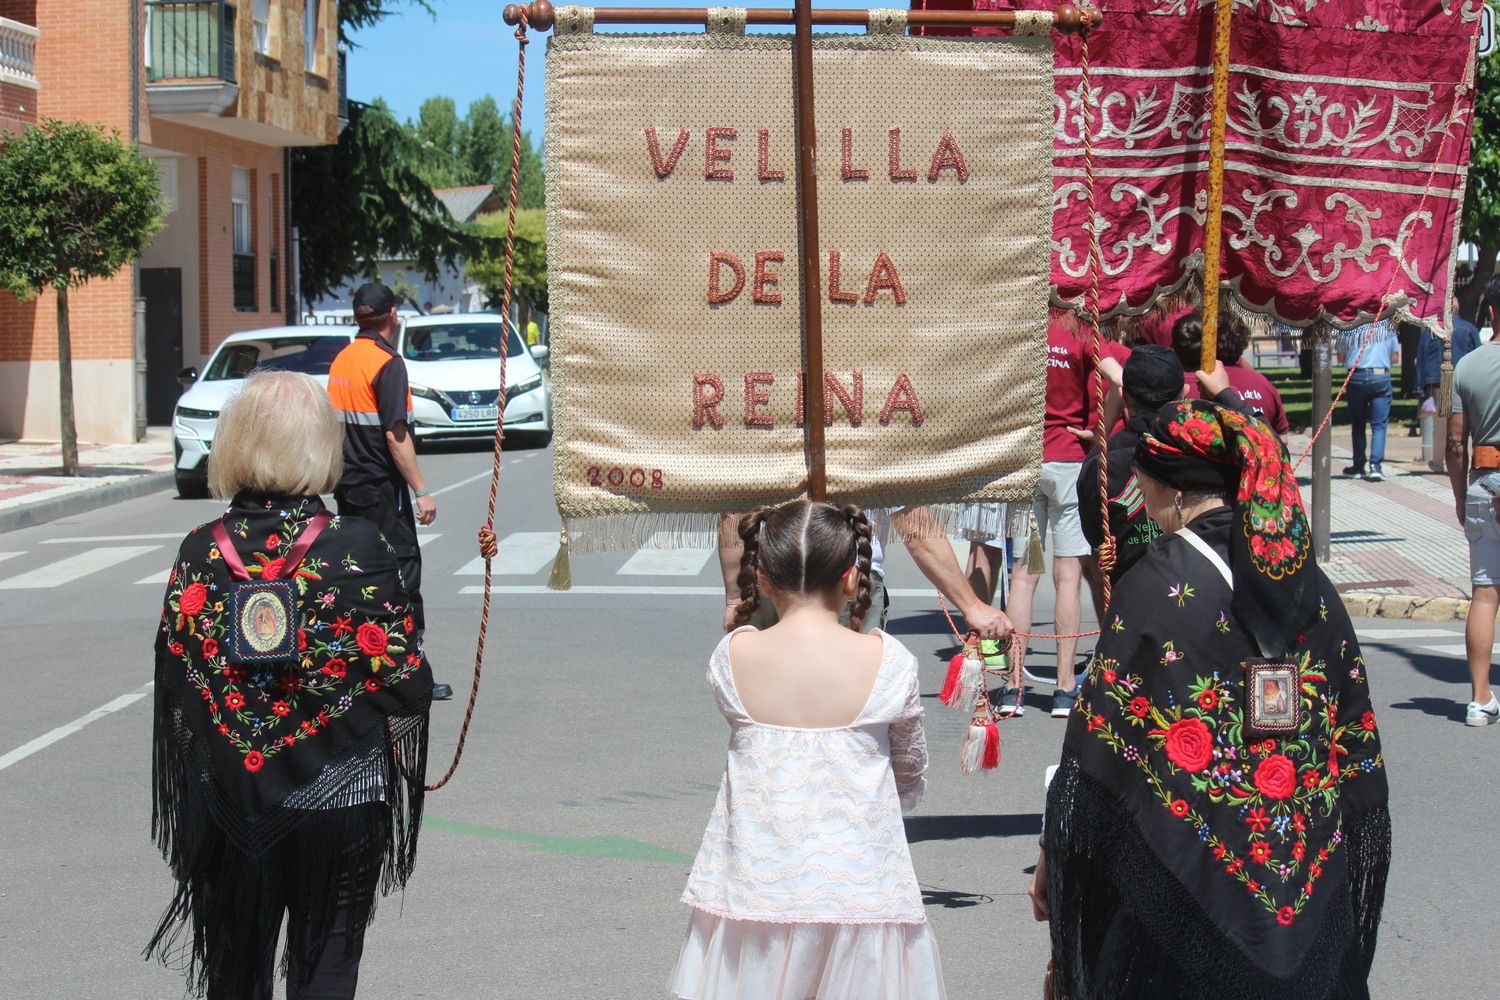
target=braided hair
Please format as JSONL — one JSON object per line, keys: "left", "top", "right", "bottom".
{"left": 732, "top": 500, "right": 875, "bottom": 631}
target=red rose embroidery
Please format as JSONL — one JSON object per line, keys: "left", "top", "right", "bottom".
{"left": 266, "top": 533, "right": 281, "bottom": 549}
{"left": 1128, "top": 697, "right": 1150, "bottom": 718}
{"left": 263, "top": 558, "right": 286, "bottom": 580}
{"left": 403, "top": 615, "right": 415, "bottom": 634}
{"left": 1254, "top": 754, "right": 1297, "bottom": 800}
{"left": 1101, "top": 667, "right": 1117, "bottom": 684}
{"left": 202, "top": 637, "right": 219, "bottom": 658}
{"left": 297, "top": 630, "right": 307, "bottom": 652}
{"left": 1165, "top": 717, "right": 1214, "bottom": 772}
{"left": 224, "top": 692, "right": 245, "bottom": 711}
{"left": 356, "top": 623, "right": 389, "bottom": 657}
{"left": 1169, "top": 799, "right": 1190, "bottom": 818}
{"left": 180, "top": 582, "right": 207, "bottom": 616}
{"left": 1277, "top": 907, "right": 1296, "bottom": 927}
{"left": 1361, "top": 711, "right": 1377, "bottom": 731}
{"left": 365, "top": 677, "right": 382, "bottom": 692}
{"left": 322, "top": 658, "right": 347, "bottom": 679}
{"left": 169, "top": 641, "right": 185, "bottom": 656}
{"left": 244, "top": 751, "right": 264, "bottom": 773}
{"left": 1198, "top": 690, "right": 1218, "bottom": 711}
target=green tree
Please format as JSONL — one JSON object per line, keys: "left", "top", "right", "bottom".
{"left": 411, "top": 95, "right": 462, "bottom": 187}
{"left": 457, "top": 96, "right": 508, "bottom": 190}
{"left": 470, "top": 208, "right": 548, "bottom": 323}
{"left": 1460, "top": 49, "right": 1500, "bottom": 323}
{"left": 292, "top": 99, "right": 489, "bottom": 304}
{"left": 0, "top": 119, "right": 164, "bottom": 475}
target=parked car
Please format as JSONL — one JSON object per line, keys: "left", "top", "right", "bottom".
{"left": 397, "top": 313, "right": 552, "bottom": 445}
{"left": 172, "top": 327, "right": 353, "bottom": 497}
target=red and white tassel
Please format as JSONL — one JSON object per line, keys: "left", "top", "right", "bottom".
{"left": 960, "top": 720, "right": 1000, "bottom": 774}
{"left": 940, "top": 653, "right": 985, "bottom": 708}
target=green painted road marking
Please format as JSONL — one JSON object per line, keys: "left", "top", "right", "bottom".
{"left": 425, "top": 814, "right": 693, "bottom": 865}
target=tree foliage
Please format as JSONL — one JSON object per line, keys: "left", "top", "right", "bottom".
{"left": 1459, "top": 50, "right": 1500, "bottom": 323}
{"left": 292, "top": 99, "right": 489, "bottom": 304}
{"left": 336, "top": 0, "right": 433, "bottom": 45}
{"left": 0, "top": 118, "right": 165, "bottom": 473}
{"left": 469, "top": 208, "right": 548, "bottom": 315}
{"left": 403, "top": 95, "right": 545, "bottom": 209}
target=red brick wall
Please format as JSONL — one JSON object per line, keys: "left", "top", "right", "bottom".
{"left": 0, "top": 80, "right": 34, "bottom": 135}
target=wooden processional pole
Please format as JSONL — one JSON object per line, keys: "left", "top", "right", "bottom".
{"left": 1199, "top": 0, "right": 1234, "bottom": 374}
{"left": 791, "top": 0, "right": 829, "bottom": 501}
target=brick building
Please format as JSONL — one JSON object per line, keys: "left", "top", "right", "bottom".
{"left": 0, "top": 1, "right": 342, "bottom": 443}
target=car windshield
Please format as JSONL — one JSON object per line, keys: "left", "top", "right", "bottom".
{"left": 403, "top": 322, "right": 524, "bottom": 361}
{"left": 203, "top": 337, "right": 348, "bottom": 380}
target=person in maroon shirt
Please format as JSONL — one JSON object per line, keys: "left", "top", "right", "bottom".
{"left": 1002, "top": 313, "right": 1127, "bottom": 719}
{"left": 1172, "top": 309, "right": 1291, "bottom": 439}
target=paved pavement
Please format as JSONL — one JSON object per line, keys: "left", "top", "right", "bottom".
{"left": 0, "top": 442, "right": 1493, "bottom": 999}
{"left": 2, "top": 417, "right": 1479, "bottom": 616}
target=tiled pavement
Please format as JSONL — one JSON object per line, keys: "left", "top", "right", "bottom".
{"left": 0, "top": 422, "right": 1480, "bottom": 614}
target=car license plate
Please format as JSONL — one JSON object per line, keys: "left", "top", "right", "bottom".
{"left": 451, "top": 405, "right": 498, "bottom": 422}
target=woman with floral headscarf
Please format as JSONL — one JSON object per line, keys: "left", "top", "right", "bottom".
{"left": 1032, "top": 399, "right": 1390, "bottom": 1000}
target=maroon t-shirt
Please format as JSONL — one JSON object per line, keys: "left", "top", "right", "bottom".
{"left": 1182, "top": 361, "right": 1290, "bottom": 434}
{"left": 1045, "top": 324, "right": 1130, "bottom": 462}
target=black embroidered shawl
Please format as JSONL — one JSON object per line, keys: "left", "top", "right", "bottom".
{"left": 1044, "top": 509, "right": 1390, "bottom": 1000}
{"left": 148, "top": 493, "right": 432, "bottom": 993}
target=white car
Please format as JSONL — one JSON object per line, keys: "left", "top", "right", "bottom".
{"left": 172, "top": 327, "right": 354, "bottom": 497}
{"left": 398, "top": 313, "right": 552, "bottom": 445}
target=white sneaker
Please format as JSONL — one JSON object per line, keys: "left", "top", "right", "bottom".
{"left": 1466, "top": 695, "right": 1500, "bottom": 727}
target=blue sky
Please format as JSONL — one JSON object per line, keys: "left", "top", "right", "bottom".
{"left": 344, "top": 0, "right": 864, "bottom": 150}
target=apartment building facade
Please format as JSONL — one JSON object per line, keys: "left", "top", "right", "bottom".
{"left": 0, "top": 0, "right": 342, "bottom": 443}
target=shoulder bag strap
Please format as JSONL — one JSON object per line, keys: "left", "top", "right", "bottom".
{"left": 1174, "top": 526, "right": 1233, "bottom": 590}
{"left": 209, "top": 511, "right": 332, "bottom": 583}
{"left": 209, "top": 520, "right": 251, "bottom": 582}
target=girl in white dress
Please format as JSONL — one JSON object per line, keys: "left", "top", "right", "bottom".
{"left": 670, "top": 500, "right": 946, "bottom": 1000}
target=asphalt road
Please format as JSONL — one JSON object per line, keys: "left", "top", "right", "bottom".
{"left": 0, "top": 440, "right": 1494, "bottom": 998}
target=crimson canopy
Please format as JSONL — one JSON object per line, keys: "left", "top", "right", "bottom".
{"left": 916, "top": 0, "right": 1483, "bottom": 334}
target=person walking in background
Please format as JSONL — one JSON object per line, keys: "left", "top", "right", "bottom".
{"left": 328, "top": 282, "right": 452, "bottom": 700}
{"left": 1418, "top": 295, "right": 1481, "bottom": 473}
{"left": 1338, "top": 319, "right": 1398, "bottom": 481}
{"left": 1172, "top": 307, "right": 1291, "bottom": 440}
{"left": 147, "top": 372, "right": 433, "bottom": 999}
{"left": 1446, "top": 273, "right": 1500, "bottom": 726}
{"left": 673, "top": 502, "right": 945, "bottom": 1000}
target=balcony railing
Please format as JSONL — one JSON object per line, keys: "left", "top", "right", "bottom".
{"left": 0, "top": 17, "right": 39, "bottom": 89}
{"left": 146, "top": 1, "right": 237, "bottom": 84}
{"left": 233, "top": 252, "right": 256, "bottom": 311}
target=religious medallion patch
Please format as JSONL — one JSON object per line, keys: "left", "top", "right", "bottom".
{"left": 1244, "top": 658, "right": 1300, "bottom": 738}
{"left": 229, "top": 580, "right": 299, "bottom": 662}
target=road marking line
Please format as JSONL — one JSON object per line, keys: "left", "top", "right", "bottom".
{"left": 430, "top": 470, "right": 495, "bottom": 497}
{"left": 461, "top": 584, "right": 724, "bottom": 595}
{"left": 457, "top": 531, "right": 559, "bottom": 575}
{"left": 1419, "top": 643, "right": 1475, "bottom": 656}
{"left": 0, "top": 683, "right": 154, "bottom": 772}
{"left": 0, "top": 545, "right": 160, "bottom": 589}
{"left": 617, "top": 535, "right": 715, "bottom": 576}
{"left": 1356, "top": 628, "right": 1464, "bottom": 640}
{"left": 41, "top": 533, "right": 184, "bottom": 544}
{"left": 136, "top": 570, "right": 170, "bottom": 586}
{"left": 417, "top": 533, "right": 442, "bottom": 547}
{"left": 0, "top": 551, "right": 22, "bottom": 564}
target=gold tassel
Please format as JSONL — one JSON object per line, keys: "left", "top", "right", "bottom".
{"left": 1027, "top": 526, "right": 1045, "bottom": 575}
{"left": 546, "top": 526, "right": 572, "bottom": 591}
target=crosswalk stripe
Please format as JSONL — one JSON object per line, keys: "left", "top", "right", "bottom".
{"left": 0, "top": 682, "right": 154, "bottom": 772}
{"left": 41, "top": 533, "right": 185, "bottom": 544}
{"left": 1356, "top": 627, "right": 1461, "bottom": 640}
{"left": 137, "top": 570, "right": 170, "bottom": 586}
{"left": 617, "top": 535, "right": 715, "bottom": 576}
{"left": 461, "top": 584, "right": 723, "bottom": 595}
{"left": 417, "top": 533, "right": 442, "bottom": 548}
{"left": 0, "top": 552, "right": 22, "bottom": 564}
{"left": 1419, "top": 643, "right": 1474, "bottom": 656}
{"left": 456, "top": 531, "right": 559, "bottom": 576}
{"left": 0, "top": 546, "right": 160, "bottom": 589}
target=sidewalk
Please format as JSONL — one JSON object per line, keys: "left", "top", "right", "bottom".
{"left": 0, "top": 428, "right": 175, "bottom": 533}
{"left": 1290, "top": 420, "right": 1474, "bottom": 620}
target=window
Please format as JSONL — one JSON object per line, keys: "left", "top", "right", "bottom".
{"left": 304, "top": 0, "right": 319, "bottom": 72}
{"left": 252, "top": 0, "right": 271, "bottom": 55}
{"left": 232, "top": 167, "right": 256, "bottom": 310}
{"left": 269, "top": 176, "right": 281, "bottom": 312}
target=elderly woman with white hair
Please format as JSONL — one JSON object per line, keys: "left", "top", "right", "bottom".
{"left": 147, "top": 371, "right": 433, "bottom": 1000}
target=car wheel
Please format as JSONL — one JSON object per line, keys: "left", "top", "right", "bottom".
{"left": 175, "top": 470, "right": 208, "bottom": 499}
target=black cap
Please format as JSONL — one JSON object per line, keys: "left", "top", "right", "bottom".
{"left": 1123, "top": 344, "right": 1185, "bottom": 409}
{"left": 352, "top": 282, "right": 400, "bottom": 318}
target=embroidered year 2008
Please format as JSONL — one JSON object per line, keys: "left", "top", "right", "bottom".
{"left": 1079, "top": 630, "right": 1383, "bottom": 929}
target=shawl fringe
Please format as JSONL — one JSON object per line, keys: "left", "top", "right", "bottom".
{"left": 1044, "top": 756, "right": 1390, "bottom": 1000}
{"left": 146, "top": 688, "right": 429, "bottom": 996}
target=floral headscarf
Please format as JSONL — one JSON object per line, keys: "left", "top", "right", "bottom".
{"left": 1135, "top": 399, "right": 1314, "bottom": 657}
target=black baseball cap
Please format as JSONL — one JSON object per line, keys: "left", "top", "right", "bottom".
{"left": 352, "top": 282, "right": 400, "bottom": 318}
{"left": 1122, "top": 344, "right": 1185, "bottom": 409}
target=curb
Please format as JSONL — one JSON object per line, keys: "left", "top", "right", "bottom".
{"left": 0, "top": 470, "right": 175, "bottom": 534}
{"left": 1340, "top": 592, "right": 1470, "bottom": 622}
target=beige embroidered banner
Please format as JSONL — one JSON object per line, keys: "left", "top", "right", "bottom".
{"left": 544, "top": 32, "right": 1053, "bottom": 529}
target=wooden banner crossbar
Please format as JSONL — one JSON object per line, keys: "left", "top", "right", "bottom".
{"left": 502, "top": 3, "right": 1101, "bottom": 33}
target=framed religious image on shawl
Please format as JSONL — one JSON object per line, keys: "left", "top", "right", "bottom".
{"left": 1245, "top": 659, "right": 1299, "bottom": 738}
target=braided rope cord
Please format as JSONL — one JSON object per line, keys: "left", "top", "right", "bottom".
{"left": 423, "top": 12, "right": 530, "bottom": 792}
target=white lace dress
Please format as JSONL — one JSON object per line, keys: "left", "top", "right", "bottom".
{"left": 669, "top": 628, "right": 946, "bottom": 1000}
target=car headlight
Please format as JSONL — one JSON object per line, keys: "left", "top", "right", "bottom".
{"left": 410, "top": 384, "right": 450, "bottom": 405}
{"left": 506, "top": 374, "right": 544, "bottom": 401}
{"left": 175, "top": 406, "right": 218, "bottom": 420}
